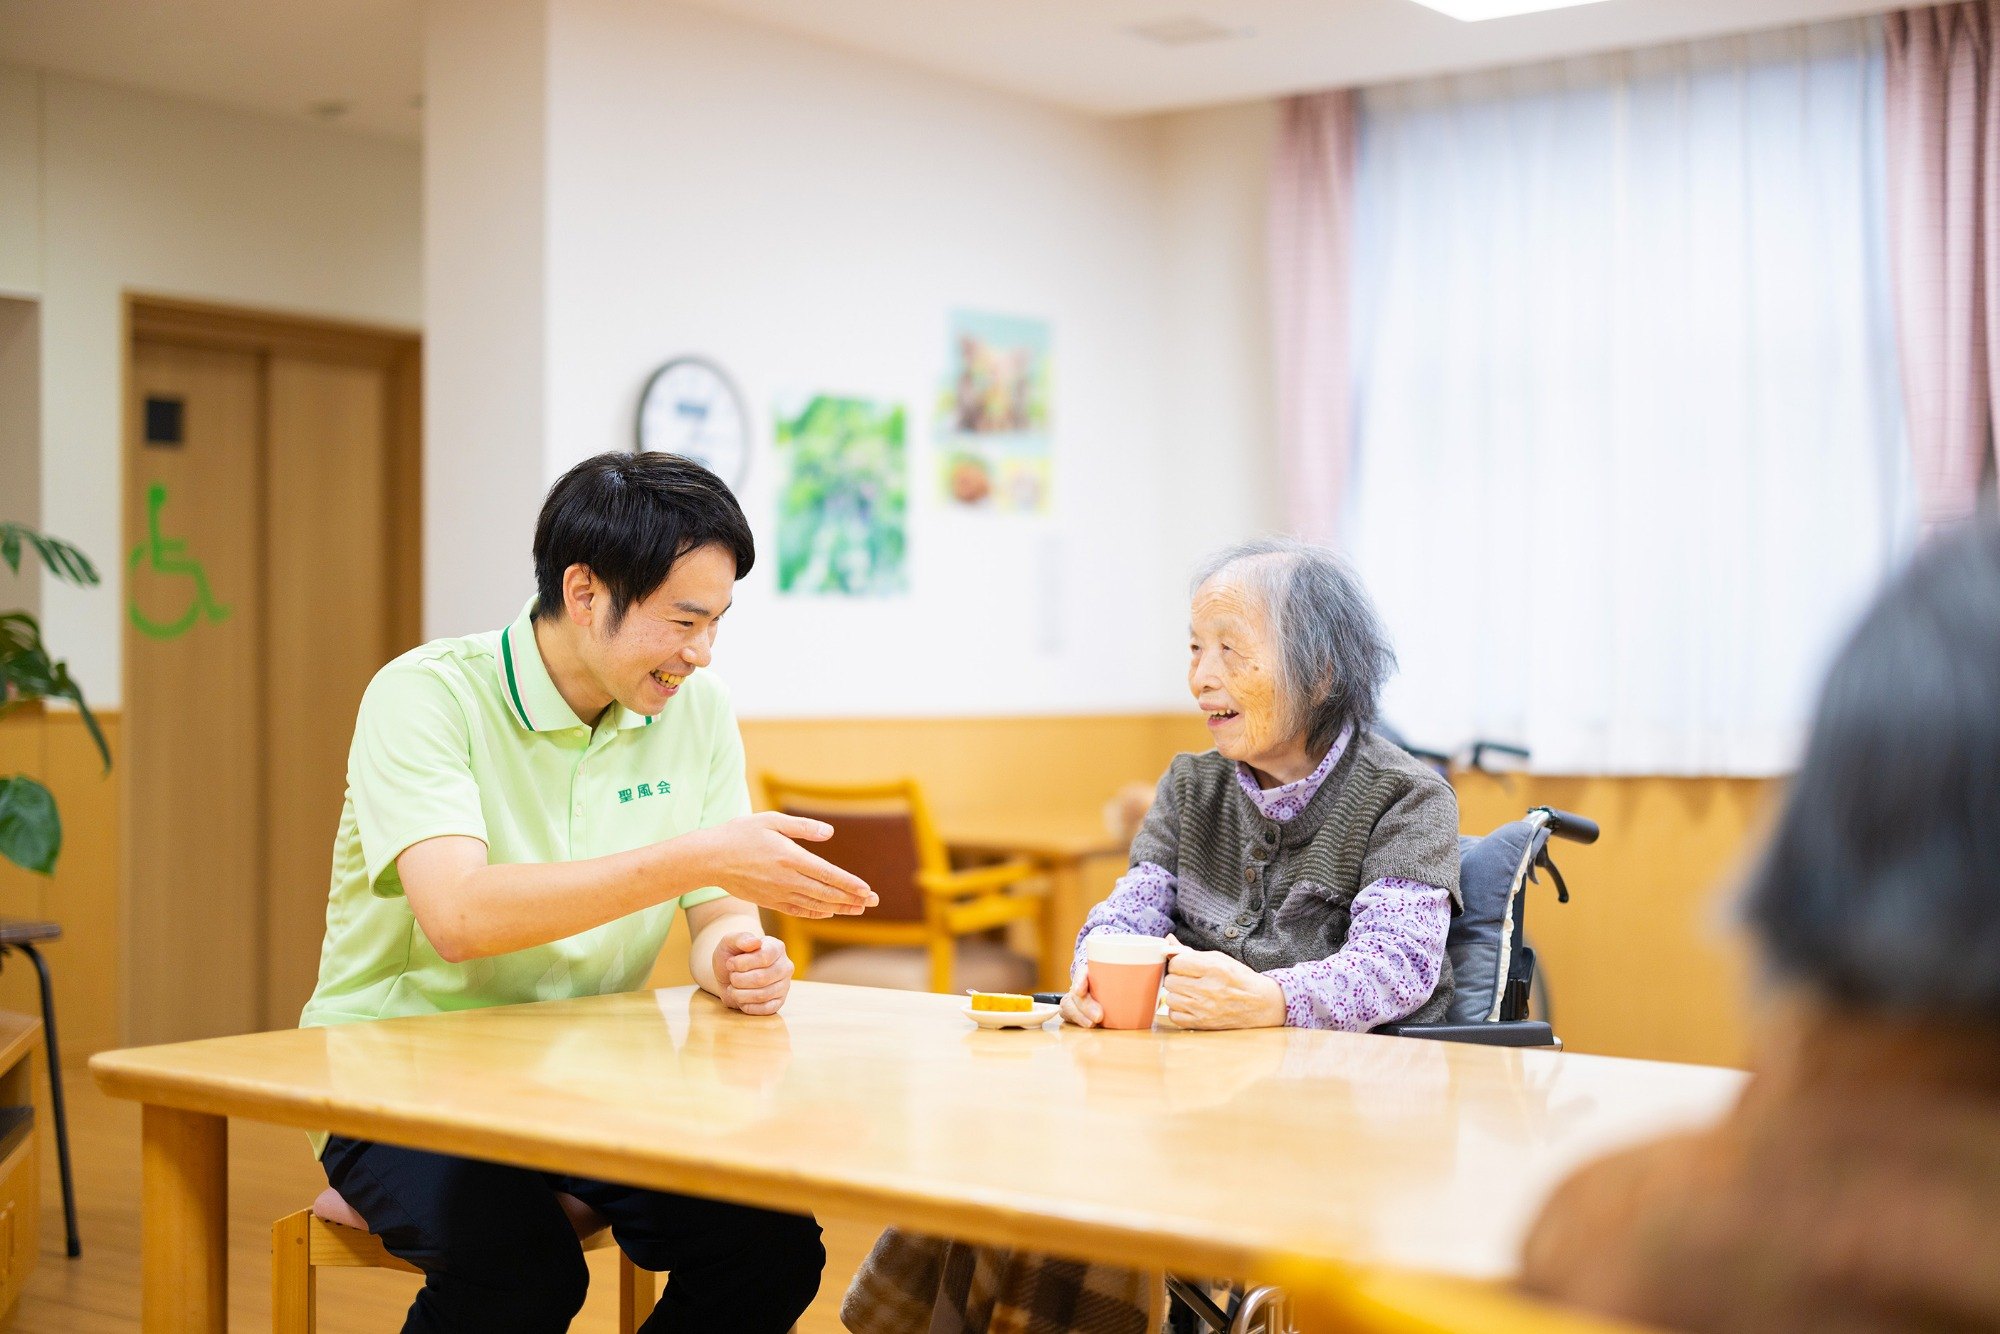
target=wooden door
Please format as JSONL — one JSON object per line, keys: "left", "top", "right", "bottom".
{"left": 125, "top": 302, "right": 420, "bottom": 1043}
{"left": 124, "top": 339, "right": 266, "bottom": 1043}
{"left": 262, "top": 356, "right": 396, "bottom": 1026}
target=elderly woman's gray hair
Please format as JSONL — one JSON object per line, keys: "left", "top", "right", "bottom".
{"left": 1191, "top": 537, "right": 1396, "bottom": 756}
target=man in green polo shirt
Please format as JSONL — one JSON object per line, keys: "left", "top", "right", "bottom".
{"left": 301, "top": 451, "right": 874, "bottom": 1334}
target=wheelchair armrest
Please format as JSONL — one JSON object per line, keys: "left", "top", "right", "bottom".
{"left": 1373, "top": 1020, "right": 1558, "bottom": 1048}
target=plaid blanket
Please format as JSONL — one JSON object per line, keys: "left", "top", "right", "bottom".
{"left": 842, "top": 1229, "right": 1162, "bottom": 1334}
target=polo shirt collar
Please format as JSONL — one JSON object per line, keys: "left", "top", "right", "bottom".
{"left": 498, "top": 599, "right": 659, "bottom": 733}
{"left": 498, "top": 600, "right": 587, "bottom": 732}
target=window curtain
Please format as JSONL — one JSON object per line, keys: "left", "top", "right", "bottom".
{"left": 1269, "top": 91, "right": 1359, "bottom": 546}
{"left": 1885, "top": 2, "right": 2000, "bottom": 528}
{"left": 1337, "top": 20, "right": 1912, "bottom": 776}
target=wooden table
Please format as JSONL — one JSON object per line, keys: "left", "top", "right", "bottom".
{"left": 940, "top": 812, "right": 1128, "bottom": 989}
{"left": 91, "top": 982, "right": 1744, "bottom": 1333}
{"left": 0, "top": 1012, "right": 42, "bottom": 1321}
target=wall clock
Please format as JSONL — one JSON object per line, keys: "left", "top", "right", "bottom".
{"left": 634, "top": 356, "right": 750, "bottom": 489}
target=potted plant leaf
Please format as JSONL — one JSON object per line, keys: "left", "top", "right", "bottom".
{"left": 0, "top": 525, "right": 110, "bottom": 875}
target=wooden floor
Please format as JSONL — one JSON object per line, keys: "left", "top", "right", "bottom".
{"left": 11, "top": 1069, "right": 879, "bottom": 1332}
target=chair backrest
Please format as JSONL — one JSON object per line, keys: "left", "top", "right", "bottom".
{"left": 1444, "top": 815, "right": 1550, "bottom": 1024}
{"left": 759, "top": 775, "right": 946, "bottom": 924}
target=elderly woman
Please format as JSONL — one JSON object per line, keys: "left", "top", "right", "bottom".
{"left": 1520, "top": 518, "right": 2000, "bottom": 1331}
{"left": 843, "top": 538, "right": 1460, "bottom": 1334}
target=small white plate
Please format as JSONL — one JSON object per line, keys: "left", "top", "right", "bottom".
{"left": 962, "top": 1001, "right": 1060, "bottom": 1029}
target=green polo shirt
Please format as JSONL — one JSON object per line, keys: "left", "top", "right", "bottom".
{"left": 300, "top": 599, "right": 743, "bottom": 1039}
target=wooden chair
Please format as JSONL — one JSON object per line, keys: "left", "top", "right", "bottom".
{"left": 273, "top": 1188, "right": 654, "bottom": 1333}
{"left": 0, "top": 919, "right": 80, "bottom": 1257}
{"left": 760, "top": 774, "right": 1050, "bottom": 995}
{"left": 1255, "top": 1258, "right": 1667, "bottom": 1334}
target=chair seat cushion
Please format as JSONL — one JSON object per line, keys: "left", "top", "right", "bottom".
{"left": 312, "top": 1185, "right": 608, "bottom": 1240}
{"left": 310, "top": 1187, "right": 370, "bottom": 1231}
{"left": 808, "top": 938, "right": 1038, "bottom": 994}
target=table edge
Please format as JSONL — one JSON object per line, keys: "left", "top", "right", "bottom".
{"left": 89, "top": 1055, "right": 1327, "bottom": 1280}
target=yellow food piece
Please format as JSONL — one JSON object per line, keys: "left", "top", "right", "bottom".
{"left": 968, "top": 991, "right": 1033, "bottom": 1012}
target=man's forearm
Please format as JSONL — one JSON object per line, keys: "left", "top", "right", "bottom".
{"left": 687, "top": 901, "right": 765, "bottom": 994}
{"left": 413, "top": 830, "right": 723, "bottom": 962}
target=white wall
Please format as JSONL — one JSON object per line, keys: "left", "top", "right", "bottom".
{"left": 0, "top": 67, "right": 39, "bottom": 299}
{"left": 1156, "top": 101, "right": 1282, "bottom": 566}
{"left": 0, "top": 298, "right": 40, "bottom": 620}
{"left": 8, "top": 1, "right": 1282, "bottom": 717}
{"left": 422, "top": 0, "right": 551, "bottom": 640}
{"left": 497, "top": 0, "right": 1279, "bottom": 718}
{"left": 1, "top": 68, "right": 423, "bottom": 705}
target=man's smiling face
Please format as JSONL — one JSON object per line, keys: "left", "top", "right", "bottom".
{"left": 586, "top": 542, "right": 737, "bottom": 718}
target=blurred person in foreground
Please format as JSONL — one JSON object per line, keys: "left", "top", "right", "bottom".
{"left": 1521, "top": 517, "right": 2000, "bottom": 1332}
{"left": 844, "top": 537, "right": 1460, "bottom": 1333}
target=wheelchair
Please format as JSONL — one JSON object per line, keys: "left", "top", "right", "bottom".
{"left": 1161, "top": 802, "right": 1601, "bottom": 1333}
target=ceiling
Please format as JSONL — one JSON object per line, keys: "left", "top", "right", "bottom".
{"left": 679, "top": 0, "right": 1904, "bottom": 115}
{"left": 0, "top": 0, "right": 423, "bottom": 139}
{"left": 0, "top": 0, "right": 1905, "bottom": 140}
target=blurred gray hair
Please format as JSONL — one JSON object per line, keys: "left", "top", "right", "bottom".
{"left": 1190, "top": 537, "right": 1397, "bottom": 756}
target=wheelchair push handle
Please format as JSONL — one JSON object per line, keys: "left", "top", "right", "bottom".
{"left": 1535, "top": 807, "right": 1599, "bottom": 845}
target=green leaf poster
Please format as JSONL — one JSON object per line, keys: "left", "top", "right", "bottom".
{"left": 773, "top": 393, "right": 908, "bottom": 596}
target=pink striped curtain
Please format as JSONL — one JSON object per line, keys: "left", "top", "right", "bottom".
{"left": 1885, "top": 2, "right": 2000, "bottom": 529}
{"left": 1269, "top": 91, "right": 1359, "bottom": 547}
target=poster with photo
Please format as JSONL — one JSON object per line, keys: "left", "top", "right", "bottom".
{"left": 937, "top": 310, "right": 1051, "bottom": 514}
{"left": 773, "top": 393, "right": 908, "bottom": 596}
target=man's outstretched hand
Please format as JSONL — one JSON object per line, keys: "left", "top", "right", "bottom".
{"left": 695, "top": 812, "right": 877, "bottom": 919}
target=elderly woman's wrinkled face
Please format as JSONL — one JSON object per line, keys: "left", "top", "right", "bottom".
{"left": 1189, "top": 577, "right": 1301, "bottom": 773}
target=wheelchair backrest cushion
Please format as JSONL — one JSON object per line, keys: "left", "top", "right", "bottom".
{"left": 1446, "top": 821, "right": 1535, "bottom": 1023}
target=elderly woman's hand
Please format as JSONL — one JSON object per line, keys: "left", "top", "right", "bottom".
{"left": 1059, "top": 971, "right": 1104, "bottom": 1028}
{"left": 1162, "top": 949, "right": 1287, "bottom": 1029}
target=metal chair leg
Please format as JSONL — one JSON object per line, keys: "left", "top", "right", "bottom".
{"left": 17, "top": 944, "right": 80, "bottom": 1256}
{"left": 1230, "top": 1284, "right": 1292, "bottom": 1333}
{"left": 1166, "top": 1276, "right": 1234, "bottom": 1332}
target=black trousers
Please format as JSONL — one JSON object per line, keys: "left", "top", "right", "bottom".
{"left": 322, "top": 1136, "right": 825, "bottom": 1334}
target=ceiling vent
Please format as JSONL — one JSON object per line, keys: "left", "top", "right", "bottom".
{"left": 1126, "top": 16, "right": 1254, "bottom": 46}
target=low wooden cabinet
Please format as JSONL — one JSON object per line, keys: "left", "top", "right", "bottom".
{"left": 0, "top": 1013, "right": 41, "bottom": 1321}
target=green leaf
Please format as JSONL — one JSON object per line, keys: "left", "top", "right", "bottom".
{"left": 0, "top": 775, "right": 59, "bottom": 875}
{"left": 0, "top": 616, "right": 110, "bottom": 771}
{"left": 0, "top": 524, "right": 99, "bottom": 588}
{"left": 0, "top": 614, "right": 61, "bottom": 701}
{"left": 46, "top": 661, "right": 110, "bottom": 772}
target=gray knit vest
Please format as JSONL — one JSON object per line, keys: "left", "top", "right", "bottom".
{"left": 1131, "top": 730, "right": 1462, "bottom": 1026}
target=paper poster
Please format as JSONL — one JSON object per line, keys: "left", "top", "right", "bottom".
{"left": 937, "top": 310, "right": 1051, "bottom": 514}
{"left": 773, "top": 393, "right": 908, "bottom": 596}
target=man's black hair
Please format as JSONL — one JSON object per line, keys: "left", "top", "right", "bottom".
{"left": 533, "top": 452, "right": 755, "bottom": 630}
{"left": 1744, "top": 516, "right": 2000, "bottom": 1022}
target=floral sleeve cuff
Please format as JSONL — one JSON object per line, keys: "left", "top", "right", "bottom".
{"left": 1070, "top": 862, "right": 1177, "bottom": 982}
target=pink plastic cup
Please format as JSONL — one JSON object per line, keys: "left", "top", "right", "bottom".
{"left": 1086, "top": 933, "right": 1172, "bottom": 1030}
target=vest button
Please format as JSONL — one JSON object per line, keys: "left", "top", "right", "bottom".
{"left": 1235, "top": 914, "right": 1252, "bottom": 927}
{"left": 1224, "top": 927, "right": 1240, "bottom": 940}
{"left": 1244, "top": 865, "right": 1259, "bottom": 883}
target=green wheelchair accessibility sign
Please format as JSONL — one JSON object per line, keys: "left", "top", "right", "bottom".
{"left": 127, "top": 481, "right": 231, "bottom": 640}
